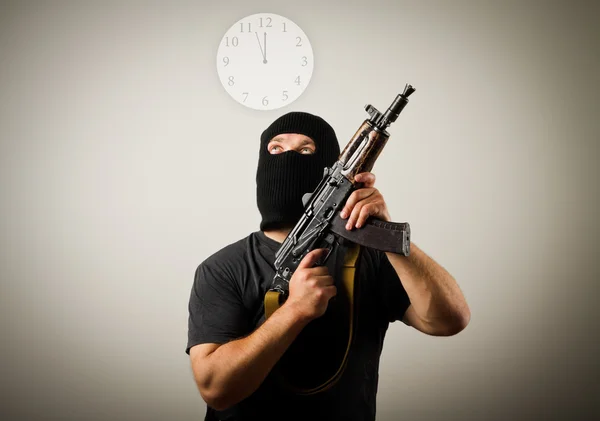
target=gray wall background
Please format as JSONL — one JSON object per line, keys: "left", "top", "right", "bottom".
{"left": 1, "top": 0, "right": 598, "bottom": 420}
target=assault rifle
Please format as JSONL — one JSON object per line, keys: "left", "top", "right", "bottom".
{"left": 269, "top": 84, "right": 416, "bottom": 298}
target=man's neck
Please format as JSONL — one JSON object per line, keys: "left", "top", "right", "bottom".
{"left": 262, "top": 228, "right": 292, "bottom": 244}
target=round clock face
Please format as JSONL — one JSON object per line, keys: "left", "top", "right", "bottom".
{"left": 216, "top": 13, "right": 314, "bottom": 111}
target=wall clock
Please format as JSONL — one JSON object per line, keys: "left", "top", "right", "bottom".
{"left": 216, "top": 13, "right": 314, "bottom": 111}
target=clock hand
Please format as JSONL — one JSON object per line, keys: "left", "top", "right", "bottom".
{"left": 263, "top": 32, "right": 267, "bottom": 64}
{"left": 254, "top": 32, "right": 266, "bottom": 62}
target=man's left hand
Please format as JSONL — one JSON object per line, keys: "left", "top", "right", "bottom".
{"left": 339, "top": 172, "right": 391, "bottom": 230}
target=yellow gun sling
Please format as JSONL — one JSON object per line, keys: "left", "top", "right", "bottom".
{"left": 263, "top": 243, "right": 361, "bottom": 395}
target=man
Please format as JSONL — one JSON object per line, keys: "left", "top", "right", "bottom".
{"left": 186, "top": 112, "right": 470, "bottom": 421}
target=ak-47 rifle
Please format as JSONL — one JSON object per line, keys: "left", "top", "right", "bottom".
{"left": 263, "top": 84, "right": 416, "bottom": 394}
{"left": 269, "top": 84, "right": 416, "bottom": 299}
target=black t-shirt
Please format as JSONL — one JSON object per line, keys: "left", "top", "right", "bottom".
{"left": 186, "top": 231, "right": 411, "bottom": 421}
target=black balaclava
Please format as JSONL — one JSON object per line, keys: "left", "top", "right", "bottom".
{"left": 257, "top": 111, "right": 341, "bottom": 231}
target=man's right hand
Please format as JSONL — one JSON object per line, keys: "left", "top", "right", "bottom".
{"left": 190, "top": 249, "right": 335, "bottom": 410}
{"left": 189, "top": 249, "right": 336, "bottom": 410}
{"left": 284, "top": 248, "right": 337, "bottom": 321}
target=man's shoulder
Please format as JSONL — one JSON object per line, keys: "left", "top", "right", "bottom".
{"left": 196, "top": 230, "right": 273, "bottom": 278}
{"left": 200, "top": 232, "right": 257, "bottom": 268}
{"left": 208, "top": 233, "right": 252, "bottom": 258}
{"left": 190, "top": 233, "right": 257, "bottom": 292}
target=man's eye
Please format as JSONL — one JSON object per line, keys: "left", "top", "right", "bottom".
{"left": 270, "top": 145, "right": 282, "bottom": 154}
{"left": 300, "top": 148, "right": 314, "bottom": 154}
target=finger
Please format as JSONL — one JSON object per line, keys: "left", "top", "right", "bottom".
{"left": 324, "top": 285, "right": 337, "bottom": 299}
{"left": 308, "top": 266, "right": 330, "bottom": 276}
{"left": 356, "top": 202, "right": 377, "bottom": 228}
{"left": 346, "top": 200, "right": 365, "bottom": 230}
{"left": 340, "top": 188, "right": 375, "bottom": 219}
{"left": 355, "top": 172, "right": 376, "bottom": 188}
{"left": 313, "top": 275, "right": 335, "bottom": 287}
{"left": 297, "top": 248, "right": 328, "bottom": 269}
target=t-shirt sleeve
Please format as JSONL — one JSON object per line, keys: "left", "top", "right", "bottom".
{"left": 186, "top": 259, "right": 250, "bottom": 354}
{"left": 374, "top": 249, "right": 411, "bottom": 323}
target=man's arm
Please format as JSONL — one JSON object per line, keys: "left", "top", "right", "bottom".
{"left": 189, "top": 248, "right": 336, "bottom": 411}
{"left": 385, "top": 243, "right": 470, "bottom": 336}
{"left": 340, "top": 172, "right": 470, "bottom": 336}
{"left": 190, "top": 303, "right": 310, "bottom": 411}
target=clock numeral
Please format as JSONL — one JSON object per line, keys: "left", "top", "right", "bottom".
{"left": 282, "top": 22, "right": 287, "bottom": 32}
{"left": 296, "top": 37, "right": 302, "bottom": 47}
{"left": 301, "top": 56, "right": 307, "bottom": 66}
{"left": 262, "top": 96, "right": 269, "bottom": 106}
{"left": 240, "top": 23, "right": 251, "bottom": 32}
{"left": 282, "top": 91, "right": 289, "bottom": 101}
{"left": 228, "top": 76, "right": 235, "bottom": 86}
{"left": 223, "top": 57, "right": 230, "bottom": 66}
{"left": 242, "top": 92, "right": 249, "bottom": 102}
{"left": 295, "top": 76, "right": 301, "bottom": 86}
{"left": 225, "top": 36, "right": 239, "bottom": 47}
{"left": 259, "top": 17, "right": 272, "bottom": 28}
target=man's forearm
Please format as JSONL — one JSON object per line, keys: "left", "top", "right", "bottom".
{"left": 198, "top": 303, "right": 309, "bottom": 410}
{"left": 385, "top": 242, "right": 470, "bottom": 334}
